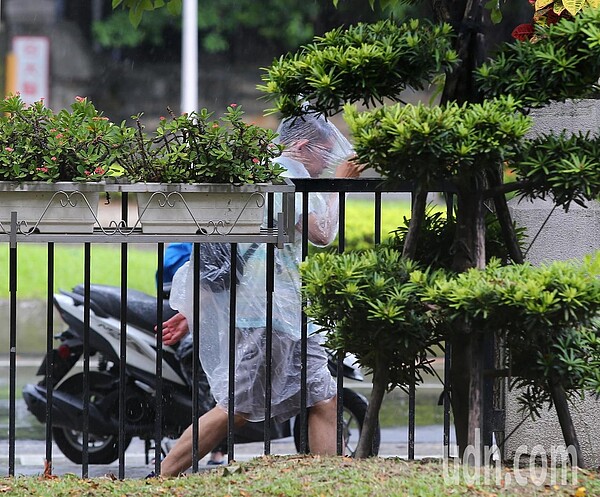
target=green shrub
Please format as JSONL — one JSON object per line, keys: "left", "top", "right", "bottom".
{"left": 387, "top": 208, "right": 527, "bottom": 270}
{"left": 477, "top": 9, "right": 600, "bottom": 108}
{"left": 423, "top": 254, "right": 600, "bottom": 416}
{"left": 259, "top": 18, "right": 458, "bottom": 117}
{"left": 344, "top": 97, "right": 531, "bottom": 186}
{"left": 301, "top": 247, "right": 441, "bottom": 391}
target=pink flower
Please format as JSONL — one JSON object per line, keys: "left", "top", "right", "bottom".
{"left": 160, "top": 116, "right": 166, "bottom": 121}
{"left": 55, "top": 133, "right": 64, "bottom": 139}
{"left": 252, "top": 158, "right": 260, "bottom": 164}
{"left": 212, "top": 123, "right": 219, "bottom": 128}
{"left": 51, "top": 156, "right": 57, "bottom": 161}
{"left": 5, "top": 147, "right": 13, "bottom": 152}
{"left": 94, "top": 167, "right": 105, "bottom": 175}
{"left": 84, "top": 170, "right": 91, "bottom": 176}
{"left": 36, "top": 167, "right": 49, "bottom": 173}
{"left": 230, "top": 103, "right": 238, "bottom": 108}
{"left": 75, "top": 96, "right": 85, "bottom": 103}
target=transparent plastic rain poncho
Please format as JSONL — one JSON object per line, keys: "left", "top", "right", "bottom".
{"left": 170, "top": 115, "right": 354, "bottom": 423}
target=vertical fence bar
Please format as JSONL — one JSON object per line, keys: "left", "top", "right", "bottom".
{"left": 444, "top": 192, "right": 454, "bottom": 458}
{"left": 45, "top": 242, "right": 55, "bottom": 471}
{"left": 118, "top": 243, "right": 128, "bottom": 479}
{"left": 81, "top": 243, "right": 91, "bottom": 478}
{"left": 263, "top": 245, "right": 274, "bottom": 454}
{"left": 483, "top": 331, "right": 495, "bottom": 453}
{"left": 336, "top": 192, "right": 346, "bottom": 456}
{"left": 227, "top": 243, "right": 238, "bottom": 463}
{"left": 263, "top": 192, "right": 275, "bottom": 454}
{"left": 298, "top": 192, "right": 310, "bottom": 453}
{"left": 8, "top": 212, "right": 17, "bottom": 476}
{"left": 407, "top": 190, "right": 416, "bottom": 460}
{"left": 374, "top": 191, "right": 382, "bottom": 246}
{"left": 154, "top": 243, "right": 164, "bottom": 475}
{"left": 408, "top": 367, "right": 416, "bottom": 460}
{"left": 192, "top": 243, "right": 200, "bottom": 472}
{"left": 444, "top": 342, "right": 452, "bottom": 456}
{"left": 121, "top": 192, "right": 129, "bottom": 225}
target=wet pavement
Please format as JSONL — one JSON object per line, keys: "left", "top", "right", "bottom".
{"left": 2, "top": 426, "right": 455, "bottom": 479}
{"left": 2, "top": 357, "right": 454, "bottom": 478}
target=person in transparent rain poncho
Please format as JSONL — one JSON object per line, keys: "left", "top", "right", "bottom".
{"left": 157, "top": 114, "right": 363, "bottom": 477}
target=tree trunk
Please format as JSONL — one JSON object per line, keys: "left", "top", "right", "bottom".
{"left": 402, "top": 184, "right": 429, "bottom": 260}
{"left": 438, "top": 0, "right": 487, "bottom": 105}
{"left": 451, "top": 182, "right": 486, "bottom": 456}
{"left": 548, "top": 376, "right": 585, "bottom": 468}
{"left": 450, "top": 332, "right": 471, "bottom": 457}
{"left": 467, "top": 331, "right": 485, "bottom": 464}
{"left": 355, "top": 358, "right": 389, "bottom": 458}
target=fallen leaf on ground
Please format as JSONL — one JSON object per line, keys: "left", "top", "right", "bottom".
{"left": 42, "top": 459, "right": 58, "bottom": 480}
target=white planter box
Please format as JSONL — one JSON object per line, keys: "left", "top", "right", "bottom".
{"left": 0, "top": 182, "right": 100, "bottom": 234}
{"left": 136, "top": 190, "right": 266, "bottom": 235}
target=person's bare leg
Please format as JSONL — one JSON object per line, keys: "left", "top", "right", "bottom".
{"left": 307, "top": 396, "right": 337, "bottom": 456}
{"left": 161, "top": 407, "right": 246, "bottom": 476}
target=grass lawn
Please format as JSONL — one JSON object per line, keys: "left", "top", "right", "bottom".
{"left": 0, "top": 243, "right": 158, "bottom": 299}
{"left": 1, "top": 456, "right": 596, "bottom": 496}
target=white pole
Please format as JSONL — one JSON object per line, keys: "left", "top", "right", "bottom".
{"left": 181, "top": 0, "right": 198, "bottom": 114}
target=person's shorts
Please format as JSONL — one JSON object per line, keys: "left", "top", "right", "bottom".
{"left": 212, "top": 327, "right": 336, "bottom": 423}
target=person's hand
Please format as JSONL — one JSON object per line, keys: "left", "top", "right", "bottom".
{"left": 334, "top": 155, "right": 365, "bottom": 178}
{"left": 155, "top": 312, "right": 189, "bottom": 346}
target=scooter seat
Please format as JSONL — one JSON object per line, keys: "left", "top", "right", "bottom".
{"left": 72, "top": 284, "right": 178, "bottom": 334}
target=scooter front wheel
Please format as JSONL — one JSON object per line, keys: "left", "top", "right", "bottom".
{"left": 52, "top": 372, "right": 132, "bottom": 464}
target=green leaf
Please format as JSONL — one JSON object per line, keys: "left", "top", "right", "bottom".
{"left": 128, "top": 6, "right": 143, "bottom": 27}
{"left": 490, "top": 6, "right": 503, "bottom": 24}
{"left": 166, "top": 0, "right": 182, "bottom": 15}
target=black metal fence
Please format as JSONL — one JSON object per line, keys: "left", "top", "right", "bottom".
{"left": 2, "top": 178, "right": 455, "bottom": 479}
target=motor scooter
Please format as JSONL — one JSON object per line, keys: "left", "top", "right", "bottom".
{"left": 23, "top": 283, "right": 380, "bottom": 464}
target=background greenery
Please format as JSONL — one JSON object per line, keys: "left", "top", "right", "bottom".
{"left": 100, "top": 0, "right": 425, "bottom": 56}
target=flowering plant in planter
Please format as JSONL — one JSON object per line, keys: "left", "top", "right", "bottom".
{"left": 122, "top": 104, "right": 288, "bottom": 235}
{"left": 0, "top": 94, "right": 135, "bottom": 182}
{"left": 127, "top": 104, "right": 285, "bottom": 184}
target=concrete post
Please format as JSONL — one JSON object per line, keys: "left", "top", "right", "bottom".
{"left": 505, "top": 99, "right": 600, "bottom": 468}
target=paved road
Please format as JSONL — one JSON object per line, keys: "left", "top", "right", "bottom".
{"left": 2, "top": 426, "right": 455, "bottom": 479}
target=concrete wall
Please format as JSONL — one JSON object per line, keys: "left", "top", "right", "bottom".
{"left": 506, "top": 99, "right": 600, "bottom": 467}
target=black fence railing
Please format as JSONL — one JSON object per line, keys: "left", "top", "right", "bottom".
{"left": 2, "top": 178, "right": 457, "bottom": 479}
